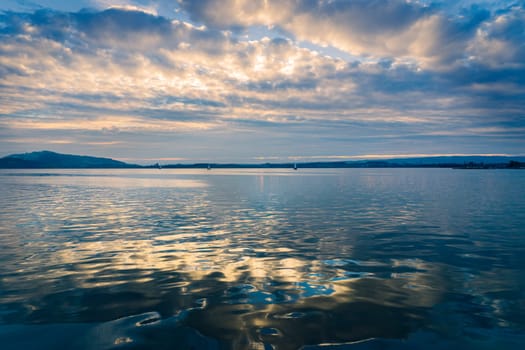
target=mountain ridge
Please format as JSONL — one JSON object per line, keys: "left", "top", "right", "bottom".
{"left": 0, "top": 150, "right": 139, "bottom": 169}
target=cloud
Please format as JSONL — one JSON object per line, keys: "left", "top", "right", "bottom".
{"left": 177, "top": 0, "right": 524, "bottom": 70}
{"left": 0, "top": 4, "right": 524, "bottom": 161}
{"left": 1, "top": 9, "right": 356, "bottom": 118}
{"left": 467, "top": 5, "right": 525, "bottom": 68}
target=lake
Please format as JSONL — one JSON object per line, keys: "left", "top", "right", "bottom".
{"left": 0, "top": 168, "right": 524, "bottom": 349}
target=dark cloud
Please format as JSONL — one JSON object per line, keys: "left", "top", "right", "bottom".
{"left": 178, "top": 0, "right": 430, "bottom": 32}
{"left": 177, "top": 0, "right": 428, "bottom": 31}
{"left": 74, "top": 8, "right": 172, "bottom": 37}
{"left": 296, "top": 0, "right": 430, "bottom": 33}
{"left": 0, "top": 7, "right": 232, "bottom": 53}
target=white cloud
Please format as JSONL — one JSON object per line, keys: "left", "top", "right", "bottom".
{"left": 467, "top": 7, "right": 525, "bottom": 68}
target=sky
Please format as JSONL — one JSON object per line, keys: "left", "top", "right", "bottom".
{"left": 0, "top": 0, "right": 524, "bottom": 164}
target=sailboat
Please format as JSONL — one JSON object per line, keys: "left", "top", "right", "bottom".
{"left": 293, "top": 163, "right": 298, "bottom": 170}
{"left": 207, "top": 164, "right": 211, "bottom": 170}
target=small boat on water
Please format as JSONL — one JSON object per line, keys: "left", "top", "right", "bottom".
{"left": 207, "top": 164, "right": 211, "bottom": 170}
{"left": 293, "top": 163, "right": 298, "bottom": 170}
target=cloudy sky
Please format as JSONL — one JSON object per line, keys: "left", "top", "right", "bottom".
{"left": 1, "top": 0, "right": 524, "bottom": 163}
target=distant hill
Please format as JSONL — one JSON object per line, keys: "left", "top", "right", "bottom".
{"left": 378, "top": 156, "right": 525, "bottom": 165}
{"left": 295, "top": 156, "right": 525, "bottom": 168}
{"left": 162, "top": 156, "right": 525, "bottom": 169}
{"left": 0, "top": 151, "right": 139, "bottom": 169}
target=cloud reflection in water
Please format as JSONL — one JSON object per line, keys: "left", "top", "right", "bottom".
{"left": 0, "top": 169, "right": 524, "bottom": 349}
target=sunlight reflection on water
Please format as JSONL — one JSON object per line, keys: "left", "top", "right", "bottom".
{"left": 0, "top": 168, "right": 524, "bottom": 349}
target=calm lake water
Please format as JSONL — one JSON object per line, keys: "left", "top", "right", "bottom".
{"left": 0, "top": 168, "right": 524, "bottom": 349}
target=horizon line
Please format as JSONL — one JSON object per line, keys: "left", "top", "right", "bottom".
{"left": 129, "top": 153, "right": 525, "bottom": 164}
{"left": 3, "top": 150, "right": 525, "bottom": 165}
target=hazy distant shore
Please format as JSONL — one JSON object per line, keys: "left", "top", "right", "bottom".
{"left": 1, "top": 151, "right": 524, "bottom": 169}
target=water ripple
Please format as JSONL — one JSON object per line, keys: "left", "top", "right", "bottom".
{"left": 1, "top": 169, "right": 524, "bottom": 349}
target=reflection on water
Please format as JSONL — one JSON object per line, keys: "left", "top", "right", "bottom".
{"left": 0, "top": 169, "right": 524, "bottom": 349}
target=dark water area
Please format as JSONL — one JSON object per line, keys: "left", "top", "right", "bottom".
{"left": 0, "top": 168, "right": 524, "bottom": 349}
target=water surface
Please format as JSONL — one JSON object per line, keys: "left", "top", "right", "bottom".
{"left": 0, "top": 168, "right": 524, "bottom": 349}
